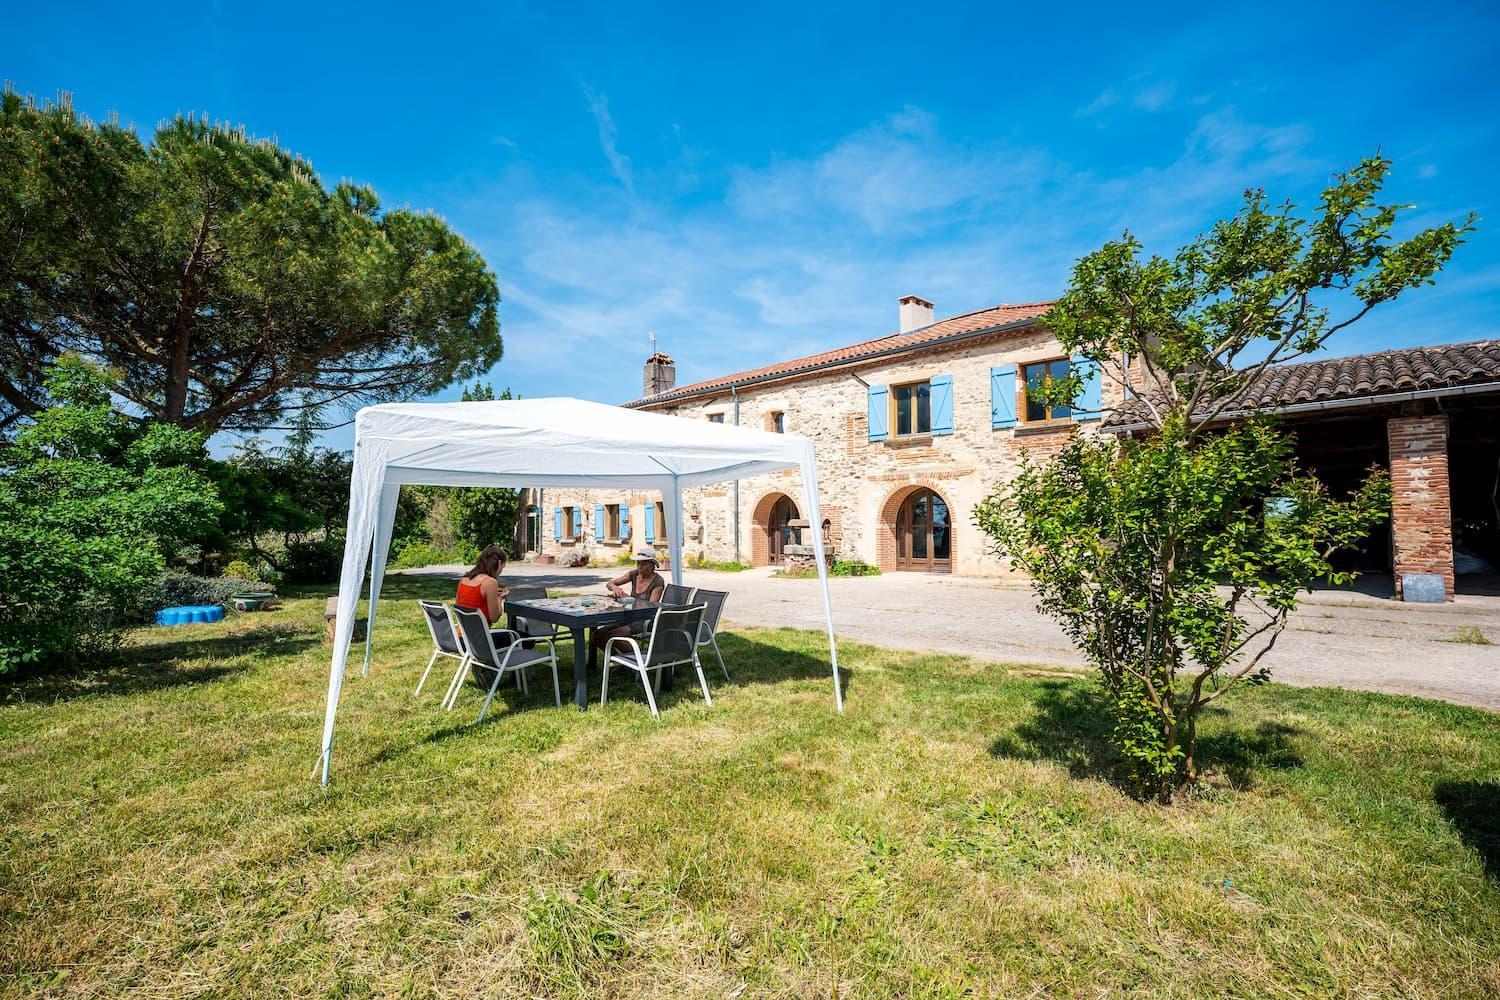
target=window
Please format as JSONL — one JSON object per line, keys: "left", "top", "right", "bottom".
{"left": 769, "top": 411, "right": 786, "bottom": 433}
{"left": 653, "top": 502, "right": 666, "bottom": 541}
{"left": 561, "top": 505, "right": 577, "bottom": 542}
{"left": 707, "top": 412, "right": 725, "bottom": 423}
{"left": 605, "top": 503, "right": 622, "bottom": 540}
{"left": 1020, "top": 358, "right": 1072, "bottom": 423}
{"left": 891, "top": 380, "right": 932, "bottom": 437}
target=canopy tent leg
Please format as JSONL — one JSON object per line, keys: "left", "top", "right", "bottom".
{"left": 319, "top": 438, "right": 390, "bottom": 786}
{"left": 362, "top": 483, "right": 401, "bottom": 677}
{"left": 799, "top": 459, "right": 844, "bottom": 711}
{"left": 665, "top": 474, "right": 685, "bottom": 587}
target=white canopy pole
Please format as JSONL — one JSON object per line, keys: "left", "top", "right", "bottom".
{"left": 799, "top": 454, "right": 843, "bottom": 711}
{"left": 319, "top": 437, "right": 389, "bottom": 784}
{"left": 362, "top": 483, "right": 401, "bottom": 677}
{"left": 666, "top": 474, "right": 685, "bottom": 586}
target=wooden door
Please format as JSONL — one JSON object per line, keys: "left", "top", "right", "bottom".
{"left": 896, "top": 488, "right": 952, "bottom": 572}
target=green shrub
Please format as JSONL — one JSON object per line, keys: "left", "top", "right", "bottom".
{"left": 0, "top": 357, "right": 221, "bottom": 673}
{"left": 830, "top": 560, "right": 879, "bottom": 577}
{"left": 222, "top": 559, "right": 258, "bottom": 581}
{"left": 281, "top": 537, "right": 343, "bottom": 584}
{"left": 390, "top": 541, "right": 476, "bottom": 570}
{"left": 142, "top": 572, "right": 243, "bottom": 614}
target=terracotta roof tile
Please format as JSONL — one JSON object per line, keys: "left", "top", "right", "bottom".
{"left": 1107, "top": 339, "right": 1500, "bottom": 427}
{"left": 626, "top": 301, "right": 1053, "bottom": 408}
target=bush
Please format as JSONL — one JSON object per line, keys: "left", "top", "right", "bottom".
{"left": 830, "top": 560, "right": 879, "bottom": 577}
{"left": 222, "top": 559, "right": 258, "bottom": 581}
{"left": 142, "top": 571, "right": 243, "bottom": 614}
{"left": 561, "top": 549, "right": 591, "bottom": 568}
{"left": 281, "top": 537, "right": 343, "bottom": 584}
{"left": 391, "top": 541, "right": 476, "bottom": 570}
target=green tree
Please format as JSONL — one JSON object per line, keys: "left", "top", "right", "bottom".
{"left": 974, "top": 157, "right": 1472, "bottom": 801}
{"left": 0, "top": 90, "right": 501, "bottom": 434}
{"left": 0, "top": 356, "right": 222, "bottom": 672}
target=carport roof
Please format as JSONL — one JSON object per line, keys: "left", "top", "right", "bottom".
{"left": 1108, "top": 338, "right": 1500, "bottom": 429}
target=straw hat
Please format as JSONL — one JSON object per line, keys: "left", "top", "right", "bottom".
{"left": 632, "top": 550, "right": 659, "bottom": 565}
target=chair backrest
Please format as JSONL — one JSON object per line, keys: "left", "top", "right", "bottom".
{"left": 644, "top": 605, "right": 705, "bottom": 667}
{"left": 660, "top": 583, "right": 696, "bottom": 607}
{"left": 691, "top": 588, "right": 727, "bottom": 640}
{"left": 419, "top": 600, "right": 463, "bottom": 654}
{"left": 453, "top": 607, "right": 501, "bottom": 668}
{"left": 506, "top": 586, "right": 548, "bottom": 635}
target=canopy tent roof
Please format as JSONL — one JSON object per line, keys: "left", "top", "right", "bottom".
{"left": 360, "top": 397, "right": 817, "bottom": 489}
{"left": 318, "top": 397, "right": 843, "bottom": 784}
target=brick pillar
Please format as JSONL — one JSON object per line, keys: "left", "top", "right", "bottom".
{"left": 1387, "top": 415, "right": 1454, "bottom": 600}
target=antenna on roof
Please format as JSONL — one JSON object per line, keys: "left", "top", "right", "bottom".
{"left": 648, "top": 330, "right": 657, "bottom": 353}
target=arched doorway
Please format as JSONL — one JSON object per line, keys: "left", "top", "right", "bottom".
{"left": 750, "top": 491, "right": 803, "bottom": 567}
{"left": 767, "top": 495, "right": 800, "bottom": 565}
{"left": 894, "top": 487, "right": 952, "bottom": 573}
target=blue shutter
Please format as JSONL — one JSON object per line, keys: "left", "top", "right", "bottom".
{"left": 594, "top": 504, "right": 605, "bottom": 540}
{"left": 620, "top": 503, "right": 630, "bottom": 539}
{"left": 930, "top": 374, "right": 953, "bottom": 436}
{"left": 990, "top": 365, "right": 1017, "bottom": 429}
{"left": 553, "top": 506, "right": 562, "bottom": 540}
{"left": 867, "top": 385, "right": 889, "bottom": 442}
{"left": 643, "top": 505, "right": 655, "bottom": 543}
{"left": 572, "top": 507, "right": 582, "bottom": 538}
{"left": 1072, "top": 356, "right": 1102, "bottom": 420}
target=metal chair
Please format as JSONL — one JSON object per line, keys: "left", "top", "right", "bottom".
{"left": 602, "top": 604, "right": 710, "bottom": 719}
{"left": 660, "top": 583, "right": 695, "bottom": 607}
{"left": 691, "top": 587, "right": 730, "bottom": 681}
{"left": 448, "top": 607, "right": 561, "bottom": 722}
{"left": 415, "top": 601, "right": 466, "bottom": 698}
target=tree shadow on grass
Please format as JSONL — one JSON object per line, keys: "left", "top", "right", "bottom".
{"left": 1434, "top": 780, "right": 1500, "bottom": 881}
{"left": 988, "top": 679, "right": 1304, "bottom": 796}
{"left": 4, "top": 623, "right": 317, "bottom": 703}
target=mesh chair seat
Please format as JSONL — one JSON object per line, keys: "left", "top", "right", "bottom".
{"left": 601, "top": 604, "right": 712, "bottom": 719}
{"left": 446, "top": 606, "right": 562, "bottom": 722}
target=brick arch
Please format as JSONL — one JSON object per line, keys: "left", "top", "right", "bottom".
{"left": 750, "top": 490, "right": 800, "bottom": 567}
{"left": 876, "top": 483, "right": 954, "bottom": 572}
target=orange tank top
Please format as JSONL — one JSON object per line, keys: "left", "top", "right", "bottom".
{"left": 455, "top": 579, "right": 491, "bottom": 624}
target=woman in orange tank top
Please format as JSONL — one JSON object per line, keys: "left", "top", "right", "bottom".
{"left": 455, "top": 544, "right": 509, "bottom": 624}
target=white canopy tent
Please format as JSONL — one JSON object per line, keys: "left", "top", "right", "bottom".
{"left": 317, "top": 397, "right": 843, "bottom": 784}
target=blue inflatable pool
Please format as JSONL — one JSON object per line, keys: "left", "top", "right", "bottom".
{"left": 155, "top": 604, "right": 225, "bottom": 626}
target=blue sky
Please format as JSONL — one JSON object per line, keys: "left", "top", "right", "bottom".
{"left": 6, "top": 1, "right": 1498, "bottom": 451}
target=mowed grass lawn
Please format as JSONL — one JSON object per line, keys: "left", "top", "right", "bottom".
{"left": 2, "top": 577, "right": 1497, "bottom": 998}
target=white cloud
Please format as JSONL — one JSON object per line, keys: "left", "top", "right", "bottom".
{"left": 443, "top": 102, "right": 1468, "bottom": 410}
{"left": 581, "top": 84, "right": 633, "bottom": 194}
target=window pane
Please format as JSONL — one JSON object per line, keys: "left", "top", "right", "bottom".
{"left": 708, "top": 413, "right": 723, "bottom": 423}
{"left": 910, "top": 523, "right": 927, "bottom": 558}
{"left": 916, "top": 381, "right": 931, "bottom": 433}
{"left": 1051, "top": 359, "right": 1072, "bottom": 419}
{"left": 1025, "top": 364, "right": 1049, "bottom": 422}
{"left": 932, "top": 497, "right": 950, "bottom": 559}
{"left": 895, "top": 385, "right": 912, "bottom": 436}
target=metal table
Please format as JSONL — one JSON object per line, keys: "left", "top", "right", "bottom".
{"left": 504, "top": 597, "right": 660, "bottom": 709}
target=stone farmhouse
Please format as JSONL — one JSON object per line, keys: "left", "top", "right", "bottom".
{"left": 531, "top": 296, "right": 1500, "bottom": 600}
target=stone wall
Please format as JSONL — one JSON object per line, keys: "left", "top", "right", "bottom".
{"left": 538, "top": 326, "right": 1123, "bottom": 576}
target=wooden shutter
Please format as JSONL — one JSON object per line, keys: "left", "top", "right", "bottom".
{"left": 572, "top": 507, "right": 582, "bottom": 538}
{"left": 594, "top": 504, "right": 605, "bottom": 540}
{"left": 930, "top": 374, "right": 953, "bottom": 436}
{"left": 620, "top": 503, "right": 630, "bottom": 540}
{"left": 1072, "top": 356, "right": 1102, "bottom": 420}
{"left": 553, "top": 506, "right": 562, "bottom": 540}
{"left": 867, "top": 385, "right": 889, "bottom": 441}
{"left": 990, "top": 365, "right": 1017, "bottom": 429}
{"left": 643, "top": 505, "right": 655, "bottom": 542}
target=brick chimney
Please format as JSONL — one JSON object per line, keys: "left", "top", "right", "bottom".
{"left": 898, "top": 294, "right": 934, "bottom": 333}
{"left": 643, "top": 351, "right": 676, "bottom": 397}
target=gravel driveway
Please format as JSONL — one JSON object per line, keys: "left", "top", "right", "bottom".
{"left": 404, "top": 563, "right": 1500, "bottom": 710}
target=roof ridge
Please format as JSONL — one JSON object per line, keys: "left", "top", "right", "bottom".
{"left": 627, "top": 300, "right": 1055, "bottom": 407}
